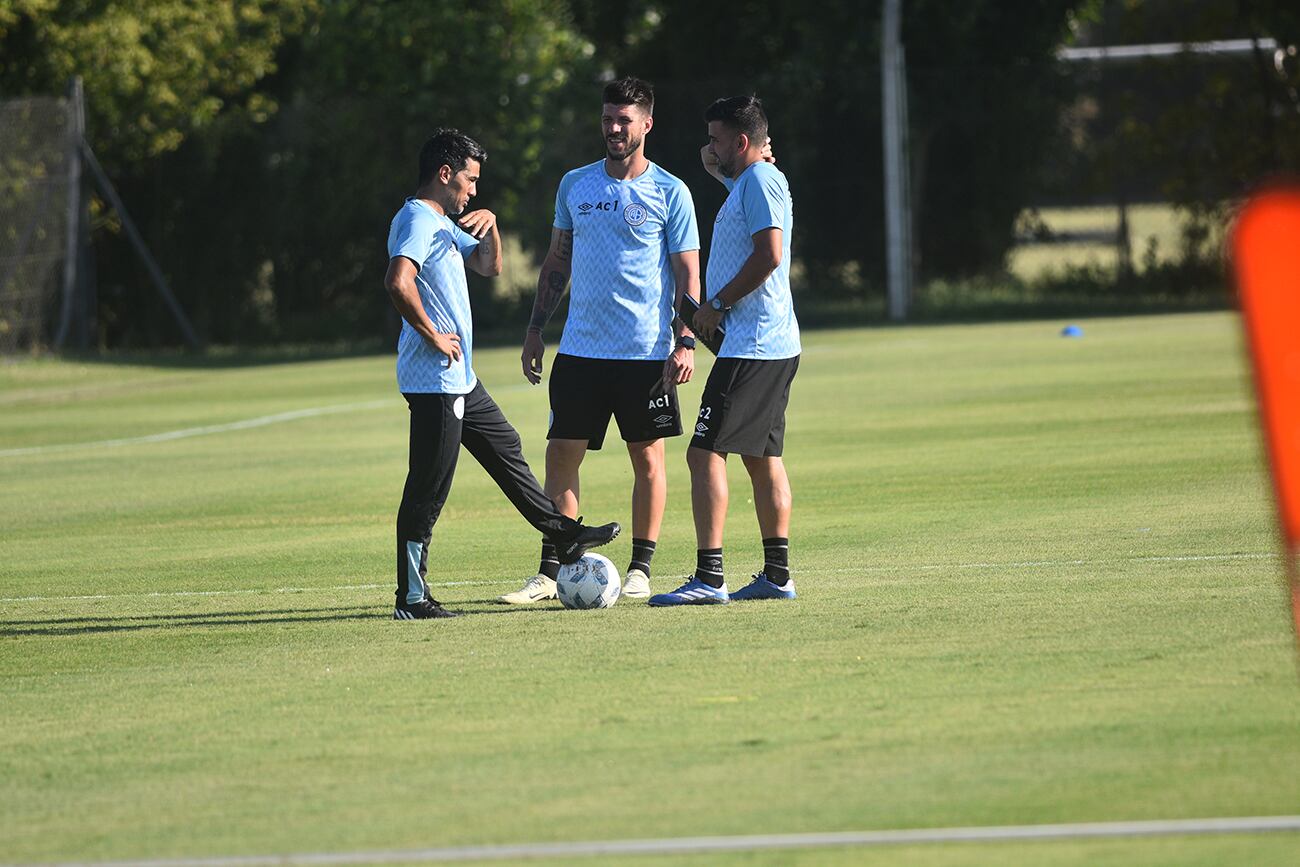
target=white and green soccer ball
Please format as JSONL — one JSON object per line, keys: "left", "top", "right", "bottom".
{"left": 557, "top": 553, "right": 621, "bottom": 609}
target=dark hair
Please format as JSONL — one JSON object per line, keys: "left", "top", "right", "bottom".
{"left": 602, "top": 76, "right": 654, "bottom": 114}
{"left": 418, "top": 128, "right": 487, "bottom": 186}
{"left": 704, "top": 95, "right": 768, "bottom": 145}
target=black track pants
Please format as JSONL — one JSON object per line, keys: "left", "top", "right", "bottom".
{"left": 395, "top": 382, "right": 576, "bottom": 602}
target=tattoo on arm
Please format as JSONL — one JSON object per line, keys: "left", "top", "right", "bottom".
{"left": 477, "top": 231, "right": 497, "bottom": 262}
{"left": 554, "top": 231, "right": 573, "bottom": 262}
{"left": 529, "top": 269, "right": 568, "bottom": 331}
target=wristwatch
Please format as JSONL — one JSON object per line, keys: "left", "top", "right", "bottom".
{"left": 710, "top": 297, "right": 731, "bottom": 312}
{"left": 675, "top": 335, "right": 697, "bottom": 351}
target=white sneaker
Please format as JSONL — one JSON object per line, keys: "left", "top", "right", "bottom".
{"left": 497, "top": 574, "right": 557, "bottom": 604}
{"left": 622, "top": 568, "right": 651, "bottom": 599}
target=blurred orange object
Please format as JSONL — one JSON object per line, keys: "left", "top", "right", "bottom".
{"left": 1234, "top": 188, "right": 1300, "bottom": 639}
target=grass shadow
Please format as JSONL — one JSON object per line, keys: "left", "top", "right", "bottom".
{"left": 1, "top": 604, "right": 381, "bottom": 636}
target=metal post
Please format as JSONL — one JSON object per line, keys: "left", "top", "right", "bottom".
{"left": 881, "top": 0, "right": 912, "bottom": 321}
{"left": 54, "top": 76, "right": 84, "bottom": 348}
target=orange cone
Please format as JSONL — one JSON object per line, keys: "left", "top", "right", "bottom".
{"left": 1233, "top": 188, "right": 1300, "bottom": 640}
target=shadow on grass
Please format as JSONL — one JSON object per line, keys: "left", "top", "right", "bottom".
{"left": 1, "top": 604, "right": 380, "bottom": 636}
{"left": 0, "top": 601, "right": 566, "bottom": 635}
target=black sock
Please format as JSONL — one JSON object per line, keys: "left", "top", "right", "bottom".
{"left": 628, "top": 538, "right": 656, "bottom": 578}
{"left": 695, "top": 548, "right": 724, "bottom": 588}
{"left": 762, "top": 537, "right": 790, "bottom": 585}
{"left": 538, "top": 542, "right": 560, "bottom": 581}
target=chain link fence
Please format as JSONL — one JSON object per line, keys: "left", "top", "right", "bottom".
{"left": 0, "top": 95, "right": 73, "bottom": 355}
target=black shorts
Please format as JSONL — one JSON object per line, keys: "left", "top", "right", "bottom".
{"left": 548, "top": 353, "right": 683, "bottom": 450}
{"left": 691, "top": 355, "right": 800, "bottom": 457}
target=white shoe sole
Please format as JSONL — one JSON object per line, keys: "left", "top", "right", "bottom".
{"left": 496, "top": 592, "right": 555, "bottom": 605}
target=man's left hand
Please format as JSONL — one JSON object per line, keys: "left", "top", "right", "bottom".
{"left": 660, "top": 345, "right": 695, "bottom": 393}
{"left": 693, "top": 303, "right": 723, "bottom": 343}
{"left": 458, "top": 209, "right": 497, "bottom": 239}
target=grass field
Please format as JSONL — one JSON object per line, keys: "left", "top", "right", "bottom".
{"left": 2, "top": 312, "right": 1298, "bottom": 866}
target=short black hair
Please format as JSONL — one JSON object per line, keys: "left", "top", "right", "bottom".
{"left": 704, "top": 95, "right": 768, "bottom": 145}
{"left": 603, "top": 77, "right": 654, "bottom": 114}
{"left": 418, "top": 128, "right": 487, "bottom": 186}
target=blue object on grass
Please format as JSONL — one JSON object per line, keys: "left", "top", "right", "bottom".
{"left": 1061, "top": 324, "right": 1084, "bottom": 337}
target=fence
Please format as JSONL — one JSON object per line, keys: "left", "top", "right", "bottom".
{"left": 0, "top": 93, "right": 76, "bottom": 354}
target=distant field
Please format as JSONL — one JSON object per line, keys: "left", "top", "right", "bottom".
{"left": 1008, "top": 204, "right": 1222, "bottom": 280}
{"left": 1, "top": 313, "right": 1297, "bottom": 866}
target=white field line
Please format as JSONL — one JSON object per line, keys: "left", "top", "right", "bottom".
{"left": 0, "top": 400, "right": 397, "bottom": 458}
{"left": 0, "top": 552, "right": 1277, "bottom": 604}
{"left": 14, "top": 815, "right": 1300, "bottom": 867}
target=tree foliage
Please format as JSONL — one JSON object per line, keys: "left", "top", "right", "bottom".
{"left": 0, "top": 0, "right": 315, "bottom": 168}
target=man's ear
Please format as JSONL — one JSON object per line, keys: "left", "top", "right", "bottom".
{"left": 735, "top": 132, "right": 751, "bottom": 154}
{"left": 438, "top": 164, "right": 453, "bottom": 184}
{"left": 644, "top": 114, "right": 654, "bottom": 135}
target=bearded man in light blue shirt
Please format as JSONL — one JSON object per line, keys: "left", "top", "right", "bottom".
{"left": 502, "top": 77, "right": 703, "bottom": 605}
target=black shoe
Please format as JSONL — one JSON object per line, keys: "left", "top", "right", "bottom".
{"left": 553, "top": 519, "right": 621, "bottom": 565}
{"left": 393, "top": 596, "right": 461, "bottom": 619}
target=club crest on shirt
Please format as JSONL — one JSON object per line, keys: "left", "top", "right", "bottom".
{"left": 624, "top": 202, "right": 648, "bottom": 227}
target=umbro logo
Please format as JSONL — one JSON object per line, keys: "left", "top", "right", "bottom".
{"left": 695, "top": 422, "right": 708, "bottom": 434}
{"left": 578, "top": 200, "right": 618, "bottom": 214}
{"left": 654, "top": 414, "right": 673, "bottom": 426}
{"left": 578, "top": 202, "right": 593, "bottom": 212}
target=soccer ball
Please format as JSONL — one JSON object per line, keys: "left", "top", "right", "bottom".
{"left": 556, "top": 553, "right": 621, "bottom": 609}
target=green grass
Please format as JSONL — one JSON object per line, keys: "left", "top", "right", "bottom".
{"left": 1, "top": 312, "right": 1297, "bottom": 865}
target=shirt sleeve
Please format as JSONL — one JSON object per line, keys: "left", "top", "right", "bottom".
{"left": 741, "top": 166, "right": 787, "bottom": 237}
{"left": 451, "top": 223, "right": 480, "bottom": 260}
{"left": 388, "top": 208, "right": 434, "bottom": 265}
{"left": 553, "top": 172, "right": 577, "bottom": 230}
{"left": 664, "top": 179, "right": 700, "bottom": 254}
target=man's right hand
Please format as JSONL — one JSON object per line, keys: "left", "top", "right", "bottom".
{"left": 522, "top": 330, "right": 546, "bottom": 384}
{"left": 700, "top": 144, "right": 723, "bottom": 183}
{"left": 430, "top": 332, "right": 462, "bottom": 366}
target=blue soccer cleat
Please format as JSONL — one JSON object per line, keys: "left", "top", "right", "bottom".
{"left": 729, "top": 573, "right": 797, "bottom": 601}
{"left": 647, "top": 578, "right": 730, "bottom": 606}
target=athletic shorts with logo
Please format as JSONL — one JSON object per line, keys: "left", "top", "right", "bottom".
{"left": 692, "top": 356, "right": 800, "bottom": 457}
{"left": 548, "top": 353, "right": 683, "bottom": 449}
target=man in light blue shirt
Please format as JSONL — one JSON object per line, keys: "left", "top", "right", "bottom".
{"left": 650, "top": 96, "right": 801, "bottom": 607}
{"left": 502, "top": 77, "right": 702, "bottom": 604}
{"left": 385, "top": 129, "right": 619, "bottom": 619}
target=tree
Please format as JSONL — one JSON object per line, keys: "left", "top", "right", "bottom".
{"left": 0, "top": 0, "right": 315, "bottom": 170}
{"left": 136, "top": 0, "right": 597, "bottom": 344}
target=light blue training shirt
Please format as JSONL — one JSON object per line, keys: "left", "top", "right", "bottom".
{"left": 387, "top": 197, "right": 480, "bottom": 394}
{"left": 554, "top": 161, "right": 700, "bottom": 360}
{"left": 706, "top": 161, "right": 800, "bottom": 360}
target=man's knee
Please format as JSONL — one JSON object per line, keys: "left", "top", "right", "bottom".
{"left": 742, "top": 454, "right": 782, "bottom": 476}
{"left": 627, "top": 440, "right": 664, "bottom": 479}
{"left": 547, "top": 438, "right": 587, "bottom": 471}
{"left": 687, "top": 445, "right": 720, "bottom": 475}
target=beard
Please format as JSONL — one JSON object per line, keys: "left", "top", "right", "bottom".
{"left": 606, "top": 132, "right": 643, "bottom": 161}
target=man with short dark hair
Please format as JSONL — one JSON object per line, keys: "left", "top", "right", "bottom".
{"left": 650, "top": 96, "right": 800, "bottom": 606}
{"left": 385, "top": 128, "right": 619, "bottom": 619}
{"left": 500, "top": 77, "right": 701, "bottom": 604}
